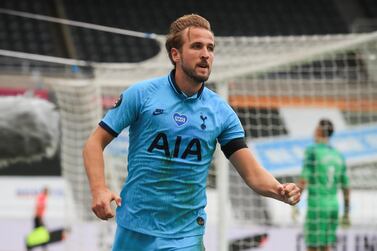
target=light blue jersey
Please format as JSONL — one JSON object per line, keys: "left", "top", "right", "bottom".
{"left": 100, "top": 71, "right": 244, "bottom": 238}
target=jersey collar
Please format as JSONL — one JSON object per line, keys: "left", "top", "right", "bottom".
{"left": 168, "top": 70, "right": 204, "bottom": 100}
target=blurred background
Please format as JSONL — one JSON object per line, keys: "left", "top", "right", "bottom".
{"left": 1, "top": 0, "right": 377, "bottom": 250}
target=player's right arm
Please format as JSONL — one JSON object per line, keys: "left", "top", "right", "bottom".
{"left": 83, "top": 126, "right": 121, "bottom": 220}
{"left": 298, "top": 146, "right": 315, "bottom": 192}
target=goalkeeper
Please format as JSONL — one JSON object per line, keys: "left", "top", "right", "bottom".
{"left": 298, "top": 119, "right": 350, "bottom": 251}
{"left": 83, "top": 14, "right": 301, "bottom": 251}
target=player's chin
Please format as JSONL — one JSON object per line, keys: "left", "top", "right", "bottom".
{"left": 196, "top": 69, "right": 211, "bottom": 81}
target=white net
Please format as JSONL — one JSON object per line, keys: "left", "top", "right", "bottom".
{"left": 217, "top": 35, "right": 377, "bottom": 250}
{"left": 3, "top": 31, "right": 377, "bottom": 250}
{"left": 48, "top": 79, "right": 102, "bottom": 221}
{"left": 93, "top": 32, "right": 377, "bottom": 84}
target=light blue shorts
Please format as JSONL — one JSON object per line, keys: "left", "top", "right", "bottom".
{"left": 112, "top": 225, "right": 205, "bottom": 251}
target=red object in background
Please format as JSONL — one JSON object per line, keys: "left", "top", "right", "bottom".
{"left": 0, "top": 87, "right": 49, "bottom": 100}
{"left": 35, "top": 192, "right": 47, "bottom": 218}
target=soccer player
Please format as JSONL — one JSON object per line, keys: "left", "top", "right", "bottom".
{"left": 83, "top": 14, "right": 301, "bottom": 251}
{"left": 298, "top": 119, "right": 350, "bottom": 251}
{"left": 34, "top": 187, "right": 49, "bottom": 228}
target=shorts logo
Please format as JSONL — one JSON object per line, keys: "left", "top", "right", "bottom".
{"left": 173, "top": 113, "right": 188, "bottom": 126}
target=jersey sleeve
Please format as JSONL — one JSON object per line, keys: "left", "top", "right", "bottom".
{"left": 100, "top": 84, "right": 143, "bottom": 136}
{"left": 217, "top": 103, "right": 245, "bottom": 146}
{"left": 301, "top": 147, "right": 315, "bottom": 181}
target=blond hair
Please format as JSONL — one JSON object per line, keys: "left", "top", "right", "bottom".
{"left": 165, "top": 14, "right": 212, "bottom": 65}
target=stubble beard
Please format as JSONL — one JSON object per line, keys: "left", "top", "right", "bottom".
{"left": 181, "top": 62, "right": 211, "bottom": 83}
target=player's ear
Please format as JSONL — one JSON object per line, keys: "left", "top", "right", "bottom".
{"left": 171, "top": 48, "right": 180, "bottom": 64}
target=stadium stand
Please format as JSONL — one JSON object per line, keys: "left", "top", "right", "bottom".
{"left": 0, "top": 0, "right": 64, "bottom": 56}
{"left": 60, "top": 0, "right": 349, "bottom": 62}
{"left": 0, "top": 0, "right": 351, "bottom": 65}
{"left": 62, "top": 0, "right": 349, "bottom": 36}
{"left": 360, "top": 0, "right": 377, "bottom": 18}
{"left": 0, "top": 0, "right": 374, "bottom": 68}
{"left": 2, "top": 0, "right": 377, "bottom": 65}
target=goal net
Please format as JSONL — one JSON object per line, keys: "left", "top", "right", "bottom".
{"left": 213, "top": 34, "right": 377, "bottom": 251}
{"left": 3, "top": 31, "right": 377, "bottom": 250}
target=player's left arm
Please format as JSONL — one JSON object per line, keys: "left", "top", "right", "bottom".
{"left": 218, "top": 103, "right": 300, "bottom": 205}
{"left": 341, "top": 158, "right": 351, "bottom": 225}
{"left": 229, "top": 148, "right": 301, "bottom": 205}
{"left": 342, "top": 187, "right": 350, "bottom": 216}
{"left": 340, "top": 186, "right": 351, "bottom": 227}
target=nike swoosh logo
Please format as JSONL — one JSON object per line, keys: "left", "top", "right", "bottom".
{"left": 153, "top": 109, "right": 164, "bottom": 115}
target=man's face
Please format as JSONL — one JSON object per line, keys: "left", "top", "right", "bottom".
{"left": 175, "top": 27, "right": 215, "bottom": 83}
{"left": 314, "top": 124, "right": 322, "bottom": 142}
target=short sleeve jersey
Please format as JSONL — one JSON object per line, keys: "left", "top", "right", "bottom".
{"left": 301, "top": 143, "right": 349, "bottom": 209}
{"left": 100, "top": 71, "right": 245, "bottom": 238}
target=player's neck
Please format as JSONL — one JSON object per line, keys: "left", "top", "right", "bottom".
{"left": 315, "top": 137, "right": 328, "bottom": 144}
{"left": 174, "top": 69, "right": 203, "bottom": 97}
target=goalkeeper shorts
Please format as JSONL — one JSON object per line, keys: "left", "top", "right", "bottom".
{"left": 304, "top": 208, "right": 339, "bottom": 247}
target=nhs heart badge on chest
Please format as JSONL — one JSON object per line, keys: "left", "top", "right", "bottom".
{"left": 173, "top": 113, "right": 188, "bottom": 126}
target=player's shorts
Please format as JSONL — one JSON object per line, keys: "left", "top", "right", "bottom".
{"left": 112, "top": 225, "right": 205, "bottom": 251}
{"left": 304, "top": 208, "right": 338, "bottom": 247}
